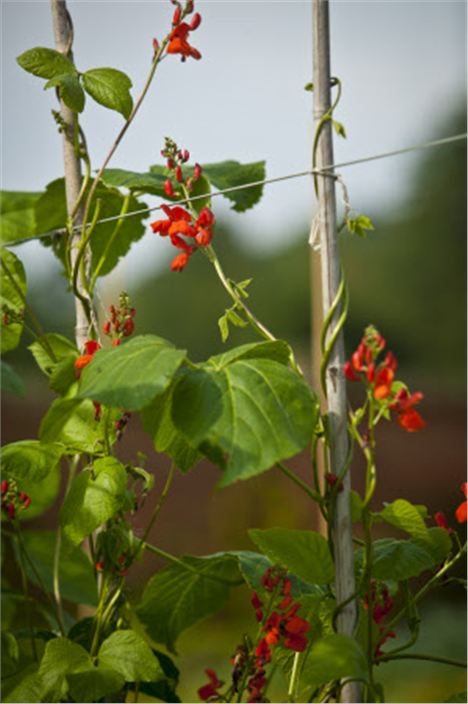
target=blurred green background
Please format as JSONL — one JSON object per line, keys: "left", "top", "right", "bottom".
{"left": 2, "top": 109, "right": 466, "bottom": 703}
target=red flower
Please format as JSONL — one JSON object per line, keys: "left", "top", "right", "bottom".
{"left": 398, "top": 407, "right": 425, "bottom": 432}
{"left": 167, "top": 20, "right": 202, "bottom": 60}
{"left": 434, "top": 511, "right": 453, "bottom": 533}
{"left": 198, "top": 669, "right": 223, "bottom": 701}
{"left": 373, "top": 366, "right": 394, "bottom": 400}
{"left": 75, "top": 340, "right": 101, "bottom": 375}
{"left": 344, "top": 361, "right": 359, "bottom": 382}
{"left": 455, "top": 482, "right": 467, "bottom": 524}
{"left": 151, "top": 203, "right": 215, "bottom": 271}
{"left": 171, "top": 252, "right": 190, "bottom": 272}
{"left": 251, "top": 592, "right": 262, "bottom": 610}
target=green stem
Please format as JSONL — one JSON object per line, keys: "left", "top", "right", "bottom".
{"left": 288, "top": 652, "right": 301, "bottom": 702}
{"left": 143, "top": 542, "right": 244, "bottom": 587}
{"left": 377, "top": 652, "right": 466, "bottom": 668}
{"left": 132, "top": 463, "right": 175, "bottom": 563}
{"left": 71, "top": 199, "right": 101, "bottom": 306}
{"left": 276, "top": 461, "right": 323, "bottom": 505}
{"left": 53, "top": 456, "right": 78, "bottom": 636}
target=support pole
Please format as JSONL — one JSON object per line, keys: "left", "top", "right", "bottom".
{"left": 312, "top": 2, "right": 361, "bottom": 701}
{"left": 50, "top": 0, "right": 88, "bottom": 350}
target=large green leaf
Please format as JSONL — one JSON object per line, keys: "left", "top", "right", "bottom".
{"left": 60, "top": 457, "right": 128, "bottom": 547}
{"left": 78, "top": 335, "right": 186, "bottom": 411}
{"left": 1, "top": 249, "right": 26, "bottom": 353}
{"left": 67, "top": 666, "right": 124, "bottom": 703}
{"left": 202, "top": 160, "right": 266, "bottom": 212}
{"left": 172, "top": 358, "right": 318, "bottom": 486}
{"left": 378, "top": 498, "right": 430, "bottom": 542}
{"left": 98, "top": 630, "right": 164, "bottom": 682}
{"left": 102, "top": 168, "right": 167, "bottom": 196}
{"left": 44, "top": 73, "right": 85, "bottom": 113}
{"left": 1, "top": 360, "right": 25, "bottom": 396}
{"left": 414, "top": 526, "right": 453, "bottom": 564}
{"left": 356, "top": 538, "right": 435, "bottom": 581}
{"left": 207, "top": 340, "right": 292, "bottom": 369}
{"left": 16, "top": 47, "right": 75, "bottom": 79}
{"left": 136, "top": 554, "right": 240, "bottom": 652}
{"left": 29, "top": 333, "right": 77, "bottom": 376}
{"left": 0, "top": 440, "right": 63, "bottom": 482}
{"left": 82, "top": 67, "right": 133, "bottom": 119}
{"left": 140, "top": 384, "right": 200, "bottom": 473}
{"left": 299, "top": 634, "right": 367, "bottom": 688}
{"left": 0, "top": 191, "right": 41, "bottom": 244}
{"left": 248, "top": 528, "right": 334, "bottom": 585}
{"left": 19, "top": 531, "right": 98, "bottom": 606}
{"left": 39, "top": 398, "right": 104, "bottom": 454}
{"left": 38, "top": 637, "right": 91, "bottom": 701}
{"left": 3, "top": 665, "right": 42, "bottom": 703}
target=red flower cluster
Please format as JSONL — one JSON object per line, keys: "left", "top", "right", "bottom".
{"left": 75, "top": 339, "right": 101, "bottom": 375}
{"left": 364, "top": 581, "right": 395, "bottom": 659}
{"left": 344, "top": 326, "right": 425, "bottom": 432}
{"left": 102, "top": 292, "right": 136, "bottom": 346}
{"left": 151, "top": 204, "right": 215, "bottom": 272}
{"left": 1, "top": 480, "right": 31, "bottom": 520}
{"left": 167, "top": 2, "right": 202, "bottom": 61}
{"left": 159, "top": 136, "right": 204, "bottom": 199}
{"left": 198, "top": 669, "right": 223, "bottom": 702}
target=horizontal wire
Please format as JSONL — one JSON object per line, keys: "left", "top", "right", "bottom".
{"left": 3, "top": 132, "right": 466, "bottom": 247}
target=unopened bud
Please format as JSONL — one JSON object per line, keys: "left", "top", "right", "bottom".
{"left": 152, "top": 37, "right": 160, "bottom": 53}
{"left": 172, "top": 5, "right": 181, "bottom": 24}
{"left": 194, "top": 162, "right": 202, "bottom": 180}
{"left": 175, "top": 165, "right": 183, "bottom": 182}
{"left": 183, "top": 149, "right": 190, "bottom": 162}
{"left": 190, "top": 12, "right": 201, "bottom": 30}
{"left": 164, "top": 179, "right": 175, "bottom": 197}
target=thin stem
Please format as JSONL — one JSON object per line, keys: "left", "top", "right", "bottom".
{"left": 53, "top": 456, "right": 78, "bottom": 637}
{"left": 288, "top": 652, "right": 301, "bottom": 702}
{"left": 377, "top": 652, "right": 466, "bottom": 669}
{"left": 133, "top": 462, "right": 175, "bottom": 562}
{"left": 276, "top": 462, "right": 323, "bottom": 505}
{"left": 142, "top": 542, "right": 243, "bottom": 587}
{"left": 72, "top": 199, "right": 102, "bottom": 306}
{"left": 10, "top": 529, "right": 58, "bottom": 618}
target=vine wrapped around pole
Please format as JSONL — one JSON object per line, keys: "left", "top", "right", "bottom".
{"left": 312, "top": 2, "right": 360, "bottom": 702}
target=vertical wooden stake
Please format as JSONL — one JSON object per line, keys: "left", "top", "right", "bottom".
{"left": 50, "top": 0, "right": 88, "bottom": 351}
{"left": 312, "top": 1, "right": 361, "bottom": 701}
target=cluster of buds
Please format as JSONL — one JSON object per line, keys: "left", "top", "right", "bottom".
{"left": 1, "top": 480, "right": 31, "bottom": 520}
{"left": 165, "top": 1, "right": 202, "bottom": 61}
{"left": 115, "top": 411, "right": 132, "bottom": 441}
{"left": 95, "top": 552, "right": 131, "bottom": 578}
{"left": 435, "top": 482, "right": 467, "bottom": 530}
{"left": 160, "top": 136, "right": 203, "bottom": 198}
{"left": 151, "top": 203, "right": 215, "bottom": 272}
{"left": 344, "top": 325, "right": 425, "bottom": 433}
{"left": 198, "top": 568, "right": 311, "bottom": 703}
{"left": 102, "top": 292, "right": 136, "bottom": 346}
{"left": 363, "top": 580, "right": 395, "bottom": 659}
{"left": 2, "top": 304, "right": 24, "bottom": 327}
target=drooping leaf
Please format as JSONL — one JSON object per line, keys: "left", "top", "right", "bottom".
{"left": 16, "top": 47, "right": 75, "bottom": 79}
{"left": 0, "top": 191, "right": 41, "bottom": 244}
{"left": 356, "top": 538, "right": 435, "bottom": 581}
{"left": 44, "top": 73, "right": 85, "bottom": 113}
{"left": 299, "top": 634, "right": 367, "bottom": 688}
{"left": 248, "top": 528, "right": 334, "bottom": 585}
{"left": 379, "top": 498, "right": 430, "bottom": 542}
{"left": 66, "top": 666, "right": 125, "bottom": 703}
{"left": 18, "top": 531, "right": 98, "bottom": 606}
{"left": 82, "top": 67, "right": 133, "bottom": 119}
{"left": 1, "top": 249, "right": 26, "bottom": 353}
{"left": 98, "top": 629, "right": 164, "bottom": 682}
{"left": 202, "top": 160, "right": 266, "bottom": 212}
{"left": 136, "top": 554, "right": 240, "bottom": 652}
{"left": 0, "top": 440, "right": 63, "bottom": 482}
{"left": 172, "top": 358, "right": 318, "bottom": 486}
{"left": 39, "top": 398, "right": 104, "bottom": 454}
{"left": 60, "top": 457, "right": 128, "bottom": 547}
{"left": 140, "top": 384, "right": 200, "bottom": 473}
{"left": 1, "top": 360, "right": 25, "bottom": 396}
{"left": 78, "top": 335, "right": 186, "bottom": 411}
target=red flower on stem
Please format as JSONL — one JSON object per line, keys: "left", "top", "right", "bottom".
{"left": 167, "top": 12, "right": 202, "bottom": 61}
{"left": 151, "top": 203, "right": 215, "bottom": 272}
{"left": 198, "top": 668, "right": 223, "bottom": 701}
{"left": 74, "top": 340, "right": 101, "bottom": 376}
{"left": 434, "top": 511, "right": 453, "bottom": 533}
{"left": 455, "top": 482, "right": 467, "bottom": 524}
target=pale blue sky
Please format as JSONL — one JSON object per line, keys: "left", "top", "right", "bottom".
{"left": 1, "top": 1, "right": 466, "bottom": 282}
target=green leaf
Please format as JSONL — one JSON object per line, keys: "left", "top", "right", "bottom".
{"left": 218, "top": 313, "right": 229, "bottom": 342}
{"left": 77, "top": 335, "right": 186, "bottom": 411}
{"left": 99, "top": 629, "right": 165, "bottom": 682}
{"left": 3, "top": 666, "right": 43, "bottom": 703}
{"left": 202, "top": 160, "right": 266, "bottom": 212}
{"left": 186, "top": 173, "right": 211, "bottom": 213}
{"left": 445, "top": 692, "right": 468, "bottom": 703}
{"left": 49, "top": 356, "right": 78, "bottom": 395}
{"left": 1, "top": 360, "right": 25, "bottom": 396}
{"left": 82, "top": 67, "right": 133, "bottom": 119}
{"left": 38, "top": 637, "right": 91, "bottom": 701}
{"left": 379, "top": 498, "right": 430, "bottom": 542}
{"left": 414, "top": 526, "right": 452, "bottom": 564}
{"left": 356, "top": 538, "right": 435, "bottom": 581}
{"left": 39, "top": 398, "right": 104, "bottom": 454}
{"left": 350, "top": 490, "right": 363, "bottom": 522}
{"left": 28, "top": 333, "right": 77, "bottom": 393}
{"left": 16, "top": 47, "right": 75, "bottom": 79}
{"left": 226, "top": 308, "right": 247, "bottom": 327}
{"left": 248, "top": 528, "right": 334, "bottom": 585}
{"left": 346, "top": 214, "right": 375, "bottom": 238}
{"left": 1, "top": 631, "right": 19, "bottom": 677}
{"left": 67, "top": 666, "right": 125, "bottom": 703}
{"left": 60, "top": 457, "right": 128, "bottom": 547}
{"left": 130, "top": 650, "right": 181, "bottom": 702}
{"left": 1, "top": 440, "right": 63, "bottom": 482}
{"left": 19, "top": 531, "right": 98, "bottom": 606}
{"left": 207, "top": 340, "right": 292, "bottom": 369}
{"left": 44, "top": 73, "right": 85, "bottom": 113}
{"left": 0, "top": 191, "right": 41, "bottom": 244}
{"left": 15, "top": 464, "right": 61, "bottom": 521}
{"left": 102, "top": 168, "right": 167, "bottom": 196}
{"left": 172, "top": 358, "right": 318, "bottom": 486}
{"left": 136, "top": 554, "right": 239, "bottom": 652}
{"left": 140, "top": 384, "right": 200, "bottom": 473}
{"left": 333, "top": 120, "right": 347, "bottom": 138}
{"left": 300, "top": 634, "right": 367, "bottom": 688}
{"left": 1, "top": 249, "right": 26, "bottom": 353}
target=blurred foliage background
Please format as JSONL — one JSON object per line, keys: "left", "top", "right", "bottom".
{"left": 2, "top": 108, "right": 466, "bottom": 702}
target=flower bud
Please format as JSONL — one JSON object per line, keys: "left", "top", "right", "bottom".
{"left": 194, "top": 162, "right": 202, "bottom": 180}
{"left": 164, "top": 179, "right": 175, "bottom": 197}
{"left": 152, "top": 37, "right": 160, "bottom": 53}
{"left": 190, "top": 12, "right": 201, "bottom": 30}
{"left": 183, "top": 149, "right": 190, "bottom": 162}
{"left": 175, "top": 165, "right": 183, "bottom": 182}
{"left": 172, "top": 5, "right": 181, "bottom": 24}
{"left": 1, "top": 480, "right": 9, "bottom": 496}
{"left": 103, "top": 320, "right": 111, "bottom": 335}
